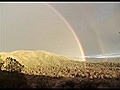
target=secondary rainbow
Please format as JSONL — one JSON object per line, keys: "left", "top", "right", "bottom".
{"left": 80, "top": 10, "right": 105, "bottom": 54}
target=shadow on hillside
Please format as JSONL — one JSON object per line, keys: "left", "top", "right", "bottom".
{"left": 0, "top": 70, "right": 120, "bottom": 88}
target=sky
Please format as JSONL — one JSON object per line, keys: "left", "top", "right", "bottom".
{"left": 51, "top": 3, "right": 120, "bottom": 56}
{"left": 0, "top": 3, "right": 120, "bottom": 58}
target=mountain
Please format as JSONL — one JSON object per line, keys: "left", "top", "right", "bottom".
{"left": 0, "top": 50, "right": 85, "bottom": 75}
{"left": 85, "top": 53, "right": 120, "bottom": 59}
{"left": 0, "top": 50, "right": 119, "bottom": 88}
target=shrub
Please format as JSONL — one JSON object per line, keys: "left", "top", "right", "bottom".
{"left": 1, "top": 57, "right": 24, "bottom": 73}
{"left": 0, "top": 55, "right": 4, "bottom": 69}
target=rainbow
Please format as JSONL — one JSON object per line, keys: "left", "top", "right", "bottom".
{"left": 80, "top": 10, "right": 105, "bottom": 54}
{"left": 46, "top": 4, "right": 86, "bottom": 61}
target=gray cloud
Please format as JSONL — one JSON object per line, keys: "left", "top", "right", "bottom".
{"left": 0, "top": 3, "right": 83, "bottom": 57}
{"left": 0, "top": 3, "right": 120, "bottom": 57}
{"left": 51, "top": 3, "right": 120, "bottom": 55}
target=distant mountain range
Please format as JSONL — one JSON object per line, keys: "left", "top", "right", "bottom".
{"left": 87, "top": 53, "right": 120, "bottom": 58}
{"left": 73, "top": 53, "right": 120, "bottom": 59}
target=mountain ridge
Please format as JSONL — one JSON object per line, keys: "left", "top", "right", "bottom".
{"left": 0, "top": 50, "right": 85, "bottom": 74}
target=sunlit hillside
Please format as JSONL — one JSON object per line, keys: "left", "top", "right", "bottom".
{"left": 0, "top": 50, "right": 85, "bottom": 75}
{"left": 0, "top": 50, "right": 120, "bottom": 88}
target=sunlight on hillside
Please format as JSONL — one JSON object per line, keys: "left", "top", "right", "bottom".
{"left": 0, "top": 50, "right": 120, "bottom": 88}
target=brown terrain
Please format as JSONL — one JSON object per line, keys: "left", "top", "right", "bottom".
{"left": 0, "top": 50, "right": 120, "bottom": 88}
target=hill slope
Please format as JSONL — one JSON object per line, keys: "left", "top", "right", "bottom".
{"left": 0, "top": 50, "right": 85, "bottom": 75}
{"left": 0, "top": 50, "right": 120, "bottom": 88}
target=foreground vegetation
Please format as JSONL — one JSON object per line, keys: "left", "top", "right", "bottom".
{"left": 0, "top": 50, "right": 120, "bottom": 88}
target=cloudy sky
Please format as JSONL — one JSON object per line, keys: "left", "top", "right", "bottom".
{"left": 0, "top": 3, "right": 120, "bottom": 57}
